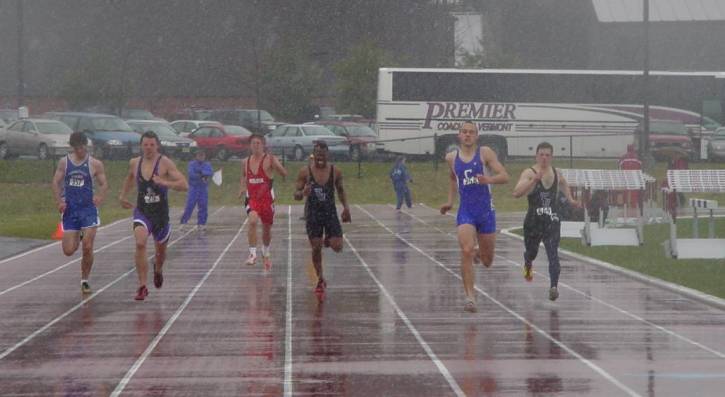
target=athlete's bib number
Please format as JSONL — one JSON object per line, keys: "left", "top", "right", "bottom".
{"left": 313, "top": 187, "right": 327, "bottom": 202}
{"left": 69, "top": 176, "right": 85, "bottom": 187}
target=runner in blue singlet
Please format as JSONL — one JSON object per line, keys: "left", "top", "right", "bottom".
{"left": 440, "top": 121, "right": 509, "bottom": 313}
{"left": 52, "top": 131, "right": 109, "bottom": 294}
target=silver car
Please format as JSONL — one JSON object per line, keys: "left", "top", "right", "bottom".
{"left": 0, "top": 118, "right": 80, "bottom": 159}
{"left": 707, "top": 127, "right": 725, "bottom": 161}
{"left": 266, "top": 124, "right": 349, "bottom": 161}
{"left": 170, "top": 119, "right": 222, "bottom": 138}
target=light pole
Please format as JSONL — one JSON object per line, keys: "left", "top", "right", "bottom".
{"left": 640, "top": 0, "right": 650, "bottom": 161}
{"left": 16, "top": 0, "right": 25, "bottom": 107}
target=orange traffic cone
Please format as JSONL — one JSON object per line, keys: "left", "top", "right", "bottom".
{"left": 51, "top": 222, "right": 64, "bottom": 240}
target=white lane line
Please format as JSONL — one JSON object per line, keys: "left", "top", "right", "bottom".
{"left": 0, "top": 217, "right": 204, "bottom": 361}
{"left": 284, "top": 205, "right": 293, "bottom": 397}
{"left": 0, "top": 217, "right": 130, "bottom": 265}
{"left": 111, "top": 216, "right": 247, "bottom": 396}
{"left": 404, "top": 205, "right": 725, "bottom": 359}
{"left": 357, "top": 205, "right": 642, "bottom": 397}
{"left": 0, "top": 235, "right": 134, "bottom": 297}
{"left": 344, "top": 234, "right": 466, "bottom": 397}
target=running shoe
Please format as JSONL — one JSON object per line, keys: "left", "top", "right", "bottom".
{"left": 314, "top": 278, "right": 327, "bottom": 294}
{"left": 81, "top": 281, "right": 91, "bottom": 294}
{"left": 549, "top": 286, "right": 559, "bottom": 301}
{"left": 199, "top": 225, "right": 207, "bottom": 232}
{"left": 135, "top": 285, "right": 149, "bottom": 301}
{"left": 523, "top": 261, "right": 533, "bottom": 282}
{"left": 263, "top": 255, "right": 272, "bottom": 271}
{"left": 464, "top": 299, "right": 477, "bottom": 313}
{"left": 245, "top": 253, "right": 257, "bottom": 266}
{"left": 154, "top": 270, "right": 163, "bottom": 289}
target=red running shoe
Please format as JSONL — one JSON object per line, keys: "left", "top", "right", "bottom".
{"left": 154, "top": 271, "right": 163, "bottom": 289}
{"left": 135, "top": 285, "right": 149, "bottom": 301}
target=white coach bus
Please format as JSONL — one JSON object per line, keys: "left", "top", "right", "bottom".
{"left": 376, "top": 68, "right": 724, "bottom": 159}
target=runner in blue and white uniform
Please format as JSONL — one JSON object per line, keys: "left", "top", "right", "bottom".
{"left": 52, "top": 131, "right": 109, "bottom": 294}
{"left": 119, "top": 131, "right": 188, "bottom": 301}
{"left": 440, "top": 121, "right": 509, "bottom": 313}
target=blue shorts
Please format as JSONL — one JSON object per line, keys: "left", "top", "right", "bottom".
{"left": 457, "top": 206, "right": 496, "bottom": 234}
{"left": 133, "top": 208, "right": 171, "bottom": 243}
{"left": 62, "top": 206, "right": 100, "bottom": 232}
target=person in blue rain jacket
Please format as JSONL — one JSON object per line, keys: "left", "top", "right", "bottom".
{"left": 180, "top": 150, "right": 214, "bottom": 230}
{"left": 390, "top": 155, "right": 412, "bottom": 210}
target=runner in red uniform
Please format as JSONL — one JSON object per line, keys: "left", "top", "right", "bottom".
{"left": 239, "top": 134, "right": 287, "bottom": 270}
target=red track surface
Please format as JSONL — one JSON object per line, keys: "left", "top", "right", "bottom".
{"left": 1, "top": 205, "right": 724, "bottom": 396}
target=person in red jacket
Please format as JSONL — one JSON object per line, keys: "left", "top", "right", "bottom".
{"left": 618, "top": 144, "right": 642, "bottom": 211}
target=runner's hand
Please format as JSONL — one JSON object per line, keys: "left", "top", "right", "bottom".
{"left": 151, "top": 174, "right": 168, "bottom": 187}
{"left": 532, "top": 170, "right": 543, "bottom": 182}
{"left": 119, "top": 196, "right": 134, "bottom": 209}
{"left": 476, "top": 174, "right": 493, "bottom": 184}
{"left": 341, "top": 207, "right": 351, "bottom": 223}
{"left": 302, "top": 182, "right": 311, "bottom": 197}
{"left": 57, "top": 202, "right": 66, "bottom": 214}
{"left": 440, "top": 203, "right": 452, "bottom": 215}
{"left": 92, "top": 195, "right": 104, "bottom": 207}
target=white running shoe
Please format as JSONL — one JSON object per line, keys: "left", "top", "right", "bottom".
{"left": 245, "top": 253, "right": 257, "bottom": 266}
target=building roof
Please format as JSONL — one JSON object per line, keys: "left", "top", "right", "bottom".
{"left": 592, "top": 0, "right": 725, "bottom": 22}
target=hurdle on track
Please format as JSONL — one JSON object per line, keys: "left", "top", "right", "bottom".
{"left": 663, "top": 170, "right": 725, "bottom": 259}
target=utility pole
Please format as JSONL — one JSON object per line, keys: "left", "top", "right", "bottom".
{"left": 17, "top": 0, "right": 25, "bottom": 107}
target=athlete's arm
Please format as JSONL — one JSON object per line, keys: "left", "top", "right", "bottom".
{"left": 440, "top": 153, "right": 457, "bottom": 215}
{"left": 92, "top": 158, "right": 109, "bottom": 207}
{"left": 512, "top": 168, "right": 539, "bottom": 198}
{"left": 270, "top": 155, "right": 288, "bottom": 178}
{"left": 238, "top": 158, "right": 248, "bottom": 201}
{"left": 51, "top": 156, "right": 67, "bottom": 213}
{"left": 293, "top": 166, "right": 309, "bottom": 201}
{"left": 334, "top": 167, "right": 351, "bottom": 223}
{"left": 557, "top": 171, "right": 580, "bottom": 207}
{"left": 153, "top": 157, "right": 188, "bottom": 191}
{"left": 478, "top": 146, "right": 509, "bottom": 185}
{"left": 118, "top": 158, "right": 137, "bottom": 209}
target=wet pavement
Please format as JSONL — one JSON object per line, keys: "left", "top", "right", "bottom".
{"left": 0, "top": 205, "right": 723, "bottom": 396}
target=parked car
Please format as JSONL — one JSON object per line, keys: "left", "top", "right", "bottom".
{"left": 126, "top": 120, "right": 198, "bottom": 159}
{"left": 266, "top": 124, "right": 349, "bottom": 161}
{"left": 636, "top": 120, "right": 695, "bottom": 161}
{"left": 208, "top": 109, "right": 282, "bottom": 135}
{"left": 167, "top": 107, "right": 213, "bottom": 122}
{"left": 0, "top": 109, "right": 19, "bottom": 124}
{"left": 314, "top": 120, "right": 381, "bottom": 161}
{"left": 188, "top": 124, "right": 252, "bottom": 160}
{"left": 121, "top": 108, "right": 156, "bottom": 120}
{"left": 0, "top": 118, "right": 78, "bottom": 160}
{"left": 707, "top": 127, "right": 725, "bottom": 161}
{"left": 170, "top": 120, "right": 222, "bottom": 138}
{"left": 44, "top": 112, "right": 140, "bottom": 160}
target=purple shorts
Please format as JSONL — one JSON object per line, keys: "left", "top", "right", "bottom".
{"left": 133, "top": 208, "right": 171, "bottom": 243}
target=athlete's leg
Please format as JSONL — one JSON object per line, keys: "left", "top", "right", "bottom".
{"left": 79, "top": 226, "right": 97, "bottom": 280}
{"left": 310, "top": 237, "right": 324, "bottom": 280}
{"left": 523, "top": 222, "right": 543, "bottom": 264}
{"left": 477, "top": 232, "right": 495, "bottom": 268}
{"left": 328, "top": 237, "right": 343, "bottom": 253}
{"left": 247, "top": 211, "right": 259, "bottom": 248}
{"left": 61, "top": 231, "right": 81, "bottom": 256}
{"left": 394, "top": 186, "right": 404, "bottom": 210}
{"left": 457, "top": 223, "right": 478, "bottom": 302}
{"left": 542, "top": 222, "right": 562, "bottom": 288}
{"left": 134, "top": 225, "right": 150, "bottom": 287}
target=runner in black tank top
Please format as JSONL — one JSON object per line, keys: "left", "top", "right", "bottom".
{"left": 513, "top": 142, "right": 579, "bottom": 301}
{"left": 294, "top": 141, "right": 351, "bottom": 299}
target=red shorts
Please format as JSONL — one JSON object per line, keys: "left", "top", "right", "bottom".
{"left": 246, "top": 198, "right": 274, "bottom": 225}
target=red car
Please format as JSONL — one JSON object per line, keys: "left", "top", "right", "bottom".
{"left": 313, "top": 121, "right": 381, "bottom": 161}
{"left": 188, "top": 124, "right": 252, "bottom": 160}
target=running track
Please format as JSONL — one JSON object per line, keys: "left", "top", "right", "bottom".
{"left": 0, "top": 205, "right": 724, "bottom": 396}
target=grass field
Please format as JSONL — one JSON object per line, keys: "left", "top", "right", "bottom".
{"left": 510, "top": 219, "right": 725, "bottom": 299}
{"left": 1, "top": 156, "right": 724, "bottom": 240}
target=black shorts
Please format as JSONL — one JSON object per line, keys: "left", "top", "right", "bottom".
{"left": 306, "top": 215, "right": 342, "bottom": 240}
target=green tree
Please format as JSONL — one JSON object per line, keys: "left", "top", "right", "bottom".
{"left": 334, "top": 41, "right": 395, "bottom": 118}
{"left": 258, "top": 41, "right": 323, "bottom": 123}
